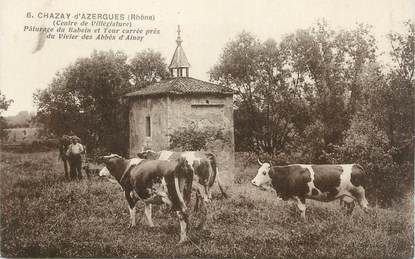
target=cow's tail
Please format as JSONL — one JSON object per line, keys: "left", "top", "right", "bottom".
{"left": 206, "top": 153, "right": 228, "bottom": 198}
{"left": 171, "top": 157, "right": 192, "bottom": 211}
{"left": 183, "top": 165, "right": 193, "bottom": 205}
{"left": 206, "top": 153, "right": 217, "bottom": 187}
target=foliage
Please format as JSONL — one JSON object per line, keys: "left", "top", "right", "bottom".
{"left": 169, "top": 125, "right": 229, "bottom": 151}
{"left": 0, "top": 151, "right": 413, "bottom": 257}
{"left": 129, "top": 49, "right": 170, "bottom": 88}
{"left": 0, "top": 90, "right": 13, "bottom": 142}
{"left": 323, "top": 115, "right": 411, "bottom": 206}
{"left": 211, "top": 20, "right": 414, "bottom": 205}
{"left": 322, "top": 21, "right": 415, "bottom": 206}
{"left": 210, "top": 32, "right": 309, "bottom": 154}
{"left": 0, "top": 91, "right": 14, "bottom": 114}
{"left": 210, "top": 21, "right": 378, "bottom": 160}
{"left": 5, "top": 113, "right": 32, "bottom": 128}
{"left": 34, "top": 49, "right": 168, "bottom": 155}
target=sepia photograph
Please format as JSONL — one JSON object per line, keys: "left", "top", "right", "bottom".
{"left": 0, "top": 0, "right": 414, "bottom": 257}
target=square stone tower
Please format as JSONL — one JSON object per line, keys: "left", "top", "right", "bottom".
{"left": 125, "top": 26, "right": 235, "bottom": 179}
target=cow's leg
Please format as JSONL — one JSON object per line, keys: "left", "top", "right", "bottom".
{"left": 144, "top": 203, "right": 155, "bottom": 227}
{"left": 339, "top": 199, "right": 344, "bottom": 208}
{"left": 174, "top": 176, "right": 187, "bottom": 211}
{"left": 176, "top": 210, "right": 189, "bottom": 244}
{"left": 196, "top": 198, "right": 208, "bottom": 230}
{"left": 63, "top": 159, "right": 69, "bottom": 179}
{"left": 75, "top": 154, "right": 82, "bottom": 180}
{"left": 341, "top": 196, "right": 355, "bottom": 215}
{"left": 353, "top": 187, "right": 370, "bottom": 213}
{"left": 194, "top": 191, "right": 200, "bottom": 212}
{"left": 345, "top": 200, "right": 355, "bottom": 215}
{"left": 216, "top": 178, "right": 228, "bottom": 198}
{"left": 124, "top": 191, "right": 137, "bottom": 228}
{"left": 205, "top": 185, "right": 212, "bottom": 200}
{"left": 84, "top": 164, "right": 90, "bottom": 179}
{"left": 68, "top": 156, "right": 75, "bottom": 180}
{"left": 295, "top": 197, "right": 307, "bottom": 220}
{"left": 193, "top": 182, "right": 210, "bottom": 203}
{"left": 152, "top": 178, "right": 173, "bottom": 208}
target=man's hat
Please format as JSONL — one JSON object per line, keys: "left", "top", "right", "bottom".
{"left": 71, "top": 135, "right": 81, "bottom": 142}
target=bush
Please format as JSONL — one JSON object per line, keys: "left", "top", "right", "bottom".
{"left": 325, "top": 115, "right": 414, "bottom": 207}
{"left": 168, "top": 125, "right": 230, "bottom": 151}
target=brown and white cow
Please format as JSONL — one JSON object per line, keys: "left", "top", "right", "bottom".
{"left": 137, "top": 150, "right": 228, "bottom": 202}
{"left": 100, "top": 154, "right": 193, "bottom": 244}
{"left": 251, "top": 161, "right": 369, "bottom": 219}
{"left": 137, "top": 150, "right": 228, "bottom": 229}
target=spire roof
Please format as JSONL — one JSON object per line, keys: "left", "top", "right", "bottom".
{"left": 169, "top": 25, "right": 190, "bottom": 69}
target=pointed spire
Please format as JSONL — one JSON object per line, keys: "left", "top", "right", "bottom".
{"left": 176, "top": 25, "right": 182, "bottom": 45}
{"left": 169, "top": 25, "right": 190, "bottom": 77}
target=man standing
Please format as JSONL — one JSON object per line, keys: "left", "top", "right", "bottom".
{"left": 58, "top": 135, "right": 71, "bottom": 179}
{"left": 66, "top": 136, "right": 84, "bottom": 180}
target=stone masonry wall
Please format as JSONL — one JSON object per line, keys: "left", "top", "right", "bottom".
{"left": 129, "top": 96, "right": 169, "bottom": 156}
{"left": 167, "top": 95, "right": 235, "bottom": 186}
{"left": 129, "top": 94, "right": 235, "bottom": 188}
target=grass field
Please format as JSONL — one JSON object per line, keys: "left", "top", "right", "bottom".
{"left": 1, "top": 151, "right": 413, "bottom": 258}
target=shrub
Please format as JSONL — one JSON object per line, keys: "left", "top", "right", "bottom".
{"left": 168, "top": 125, "right": 230, "bottom": 151}
{"left": 325, "top": 115, "right": 414, "bottom": 207}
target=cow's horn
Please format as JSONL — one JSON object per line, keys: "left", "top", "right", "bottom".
{"left": 258, "top": 159, "right": 263, "bottom": 166}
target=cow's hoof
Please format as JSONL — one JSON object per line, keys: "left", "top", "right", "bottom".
{"left": 128, "top": 224, "right": 136, "bottom": 229}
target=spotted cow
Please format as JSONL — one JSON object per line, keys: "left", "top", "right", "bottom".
{"left": 251, "top": 161, "right": 369, "bottom": 219}
{"left": 137, "top": 150, "right": 228, "bottom": 228}
{"left": 100, "top": 154, "right": 193, "bottom": 244}
{"left": 137, "top": 150, "right": 228, "bottom": 201}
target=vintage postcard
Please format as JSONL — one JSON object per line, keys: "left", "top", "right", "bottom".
{"left": 1, "top": 0, "right": 413, "bottom": 257}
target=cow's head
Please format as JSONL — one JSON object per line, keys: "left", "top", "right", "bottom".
{"left": 137, "top": 150, "right": 159, "bottom": 160}
{"left": 98, "top": 167, "right": 110, "bottom": 177}
{"left": 251, "top": 159, "right": 272, "bottom": 187}
{"left": 99, "top": 154, "right": 124, "bottom": 174}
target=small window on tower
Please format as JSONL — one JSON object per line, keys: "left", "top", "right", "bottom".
{"left": 206, "top": 100, "right": 209, "bottom": 104}
{"left": 145, "top": 116, "right": 151, "bottom": 137}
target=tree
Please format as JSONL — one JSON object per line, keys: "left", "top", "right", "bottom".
{"left": 37, "top": 50, "right": 132, "bottom": 154}
{"left": 0, "top": 91, "right": 13, "bottom": 112}
{"left": 0, "top": 90, "right": 13, "bottom": 142}
{"left": 34, "top": 69, "right": 82, "bottom": 137}
{"left": 129, "top": 49, "right": 169, "bottom": 89}
{"left": 210, "top": 22, "right": 378, "bottom": 160}
{"left": 34, "top": 49, "right": 169, "bottom": 155}
{"left": 384, "top": 20, "right": 415, "bottom": 161}
{"left": 210, "top": 32, "right": 308, "bottom": 155}
{"left": 276, "top": 21, "right": 379, "bottom": 161}
{"left": 325, "top": 21, "right": 415, "bottom": 205}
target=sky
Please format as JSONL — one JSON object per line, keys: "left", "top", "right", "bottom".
{"left": 0, "top": 0, "right": 413, "bottom": 116}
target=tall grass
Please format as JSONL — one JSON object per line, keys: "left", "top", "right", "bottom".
{"left": 0, "top": 151, "right": 413, "bottom": 257}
